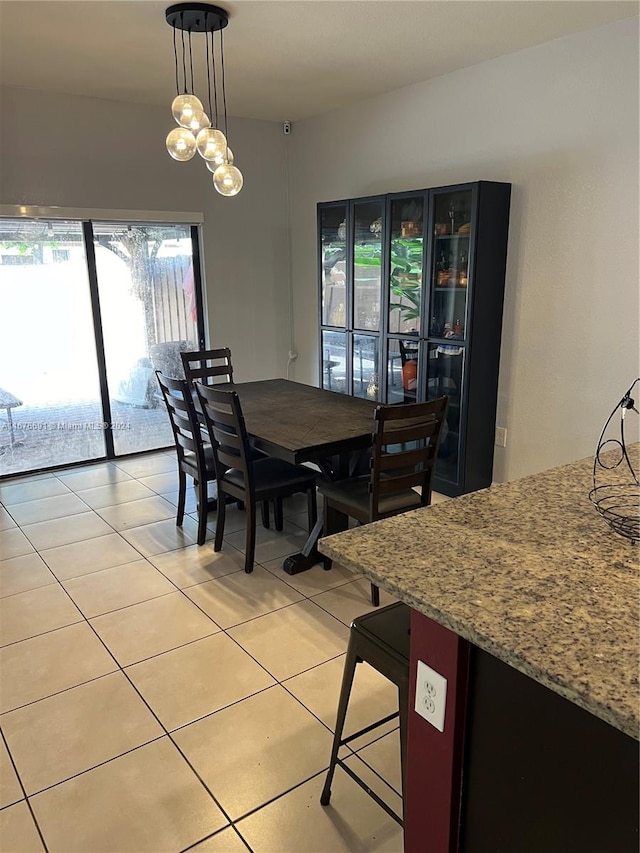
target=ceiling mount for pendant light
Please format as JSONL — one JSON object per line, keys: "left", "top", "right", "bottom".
{"left": 165, "top": 3, "right": 243, "bottom": 196}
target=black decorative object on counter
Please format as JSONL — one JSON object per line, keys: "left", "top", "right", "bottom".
{"left": 589, "top": 378, "right": 639, "bottom": 543}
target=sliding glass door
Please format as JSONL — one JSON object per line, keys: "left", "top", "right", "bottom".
{"left": 0, "top": 220, "right": 105, "bottom": 475}
{"left": 93, "top": 223, "right": 200, "bottom": 456}
{"left": 0, "top": 217, "right": 204, "bottom": 477}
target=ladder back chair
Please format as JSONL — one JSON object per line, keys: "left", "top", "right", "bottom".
{"left": 195, "top": 383, "right": 318, "bottom": 573}
{"left": 156, "top": 371, "right": 217, "bottom": 546}
{"left": 181, "top": 346, "right": 286, "bottom": 529}
{"left": 320, "top": 396, "right": 448, "bottom": 605}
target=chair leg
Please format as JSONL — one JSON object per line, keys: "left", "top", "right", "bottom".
{"left": 196, "top": 477, "right": 209, "bottom": 546}
{"left": 322, "top": 496, "right": 334, "bottom": 571}
{"left": 261, "top": 500, "right": 270, "bottom": 529}
{"left": 307, "top": 486, "right": 318, "bottom": 532}
{"left": 320, "top": 636, "right": 360, "bottom": 806}
{"left": 244, "top": 498, "right": 257, "bottom": 573}
{"left": 371, "top": 583, "right": 380, "bottom": 607}
{"left": 214, "top": 490, "right": 226, "bottom": 552}
{"left": 176, "top": 469, "right": 187, "bottom": 527}
{"left": 274, "top": 498, "right": 284, "bottom": 531}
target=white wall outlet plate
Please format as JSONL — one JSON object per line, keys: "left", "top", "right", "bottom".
{"left": 415, "top": 660, "right": 447, "bottom": 732}
{"left": 495, "top": 426, "right": 507, "bottom": 447}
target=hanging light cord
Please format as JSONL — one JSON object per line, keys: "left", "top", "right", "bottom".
{"left": 180, "top": 14, "right": 187, "bottom": 94}
{"left": 205, "top": 21, "right": 213, "bottom": 123}
{"left": 172, "top": 25, "right": 180, "bottom": 95}
{"left": 220, "top": 28, "right": 228, "bottom": 140}
{"left": 188, "top": 29, "right": 195, "bottom": 96}
{"left": 211, "top": 28, "right": 219, "bottom": 130}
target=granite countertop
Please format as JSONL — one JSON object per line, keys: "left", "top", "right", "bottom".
{"left": 318, "top": 446, "right": 640, "bottom": 739}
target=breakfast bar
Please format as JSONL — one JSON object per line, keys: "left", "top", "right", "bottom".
{"left": 319, "top": 448, "right": 639, "bottom": 852}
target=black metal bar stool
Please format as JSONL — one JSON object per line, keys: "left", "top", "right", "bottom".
{"left": 320, "top": 601, "right": 410, "bottom": 826}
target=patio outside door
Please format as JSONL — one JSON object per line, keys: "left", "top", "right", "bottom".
{"left": 0, "top": 217, "right": 204, "bottom": 477}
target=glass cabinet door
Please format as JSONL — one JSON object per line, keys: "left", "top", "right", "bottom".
{"left": 320, "top": 204, "right": 347, "bottom": 327}
{"left": 429, "top": 189, "right": 472, "bottom": 342}
{"left": 427, "top": 342, "right": 465, "bottom": 485}
{"left": 388, "top": 194, "right": 424, "bottom": 336}
{"left": 386, "top": 338, "right": 420, "bottom": 405}
{"left": 353, "top": 200, "right": 383, "bottom": 332}
{"left": 353, "top": 334, "right": 380, "bottom": 400}
{"left": 321, "top": 330, "right": 347, "bottom": 394}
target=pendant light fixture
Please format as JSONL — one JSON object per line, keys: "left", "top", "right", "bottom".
{"left": 165, "top": 4, "right": 243, "bottom": 196}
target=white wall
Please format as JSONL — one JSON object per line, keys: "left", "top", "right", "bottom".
{"left": 289, "top": 17, "right": 640, "bottom": 481}
{"left": 0, "top": 86, "right": 290, "bottom": 383}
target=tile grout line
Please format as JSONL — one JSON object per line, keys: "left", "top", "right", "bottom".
{"left": 0, "top": 728, "right": 50, "bottom": 853}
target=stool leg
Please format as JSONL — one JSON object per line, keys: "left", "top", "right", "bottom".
{"left": 398, "top": 676, "right": 409, "bottom": 824}
{"left": 320, "top": 638, "right": 360, "bottom": 806}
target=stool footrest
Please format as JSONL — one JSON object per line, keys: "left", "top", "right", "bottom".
{"left": 336, "top": 758, "right": 403, "bottom": 827}
{"left": 339, "top": 712, "right": 399, "bottom": 748}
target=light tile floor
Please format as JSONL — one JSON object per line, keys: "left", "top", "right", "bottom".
{"left": 0, "top": 451, "right": 405, "bottom": 852}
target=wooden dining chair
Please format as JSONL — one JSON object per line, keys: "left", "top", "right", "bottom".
{"left": 181, "top": 347, "right": 234, "bottom": 387}
{"left": 195, "top": 383, "right": 318, "bottom": 573}
{"left": 181, "top": 346, "right": 284, "bottom": 529}
{"left": 156, "top": 371, "right": 217, "bottom": 547}
{"left": 319, "top": 396, "right": 448, "bottom": 605}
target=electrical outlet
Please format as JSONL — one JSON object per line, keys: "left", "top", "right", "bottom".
{"left": 495, "top": 426, "right": 507, "bottom": 448}
{"left": 415, "top": 661, "right": 447, "bottom": 732}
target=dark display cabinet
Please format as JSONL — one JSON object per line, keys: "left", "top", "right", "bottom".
{"left": 318, "top": 181, "right": 511, "bottom": 496}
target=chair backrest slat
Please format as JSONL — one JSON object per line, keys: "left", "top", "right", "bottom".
{"left": 370, "top": 396, "right": 448, "bottom": 519}
{"left": 375, "top": 471, "right": 426, "bottom": 495}
{"left": 181, "top": 348, "right": 234, "bottom": 387}
{"left": 377, "top": 421, "right": 440, "bottom": 446}
{"left": 377, "top": 446, "right": 437, "bottom": 472}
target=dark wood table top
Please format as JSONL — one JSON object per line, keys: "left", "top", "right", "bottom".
{"left": 223, "top": 379, "right": 377, "bottom": 465}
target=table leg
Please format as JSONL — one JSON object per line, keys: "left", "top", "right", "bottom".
{"left": 283, "top": 513, "right": 325, "bottom": 574}
{"left": 281, "top": 448, "right": 370, "bottom": 574}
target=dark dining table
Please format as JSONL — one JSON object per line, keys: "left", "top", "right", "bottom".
{"left": 219, "top": 378, "right": 377, "bottom": 573}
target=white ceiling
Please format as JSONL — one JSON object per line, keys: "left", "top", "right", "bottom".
{"left": 0, "top": 1, "right": 637, "bottom": 122}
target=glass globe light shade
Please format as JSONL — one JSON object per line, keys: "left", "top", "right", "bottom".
{"left": 183, "top": 109, "right": 210, "bottom": 134}
{"left": 213, "top": 164, "right": 243, "bottom": 196}
{"left": 171, "top": 93, "right": 203, "bottom": 127}
{"left": 196, "top": 128, "right": 227, "bottom": 161}
{"left": 166, "top": 127, "right": 197, "bottom": 161}
{"left": 205, "top": 147, "right": 234, "bottom": 172}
